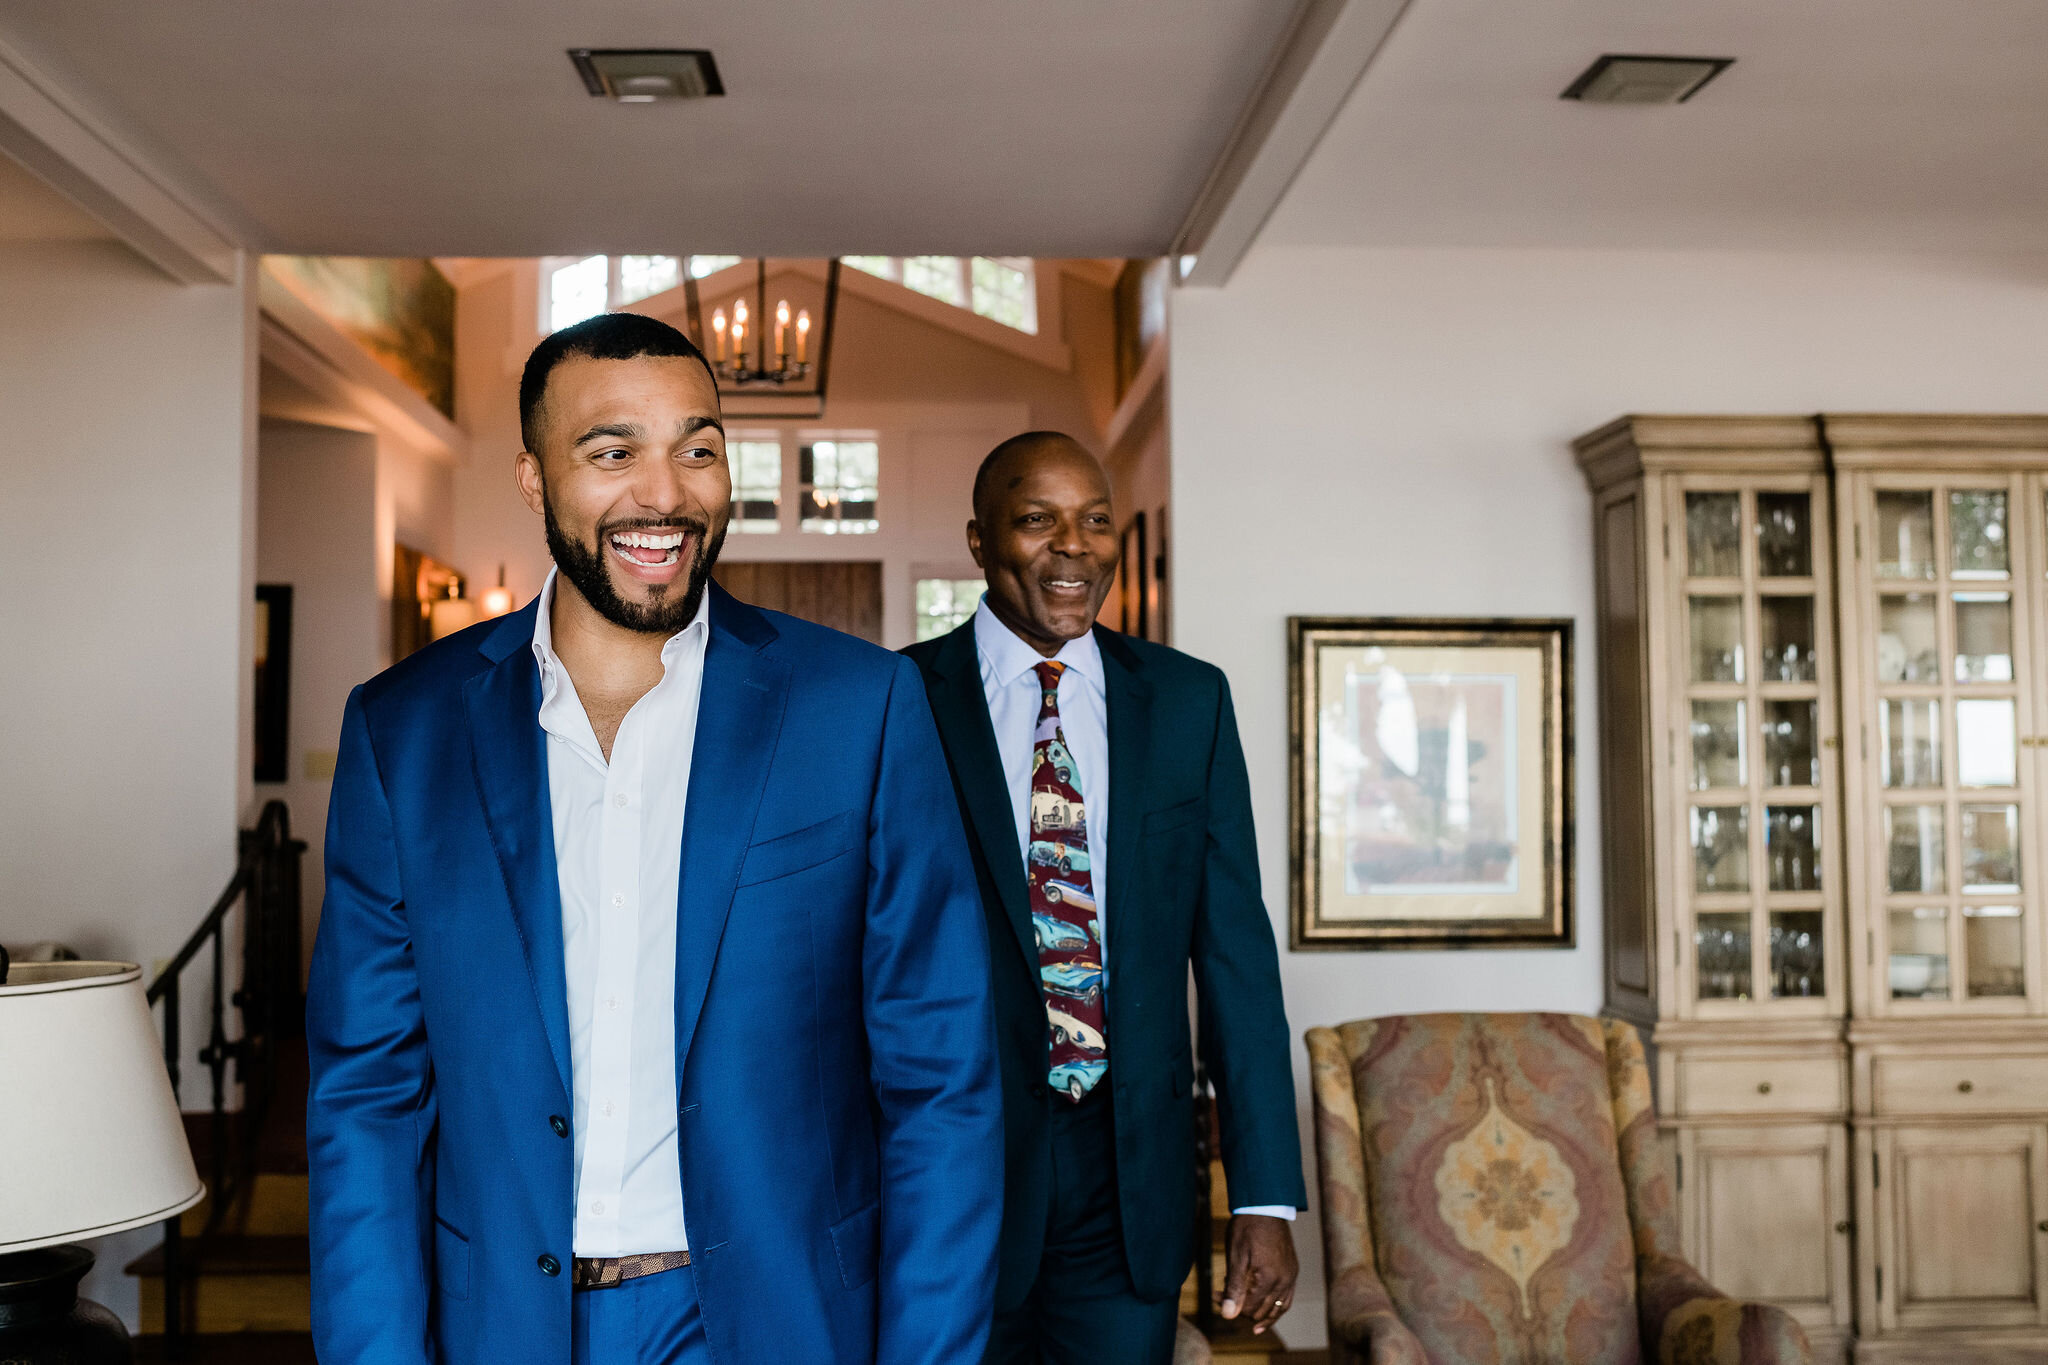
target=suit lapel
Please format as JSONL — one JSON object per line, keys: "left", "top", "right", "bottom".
{"left": 463, "top": 603, "right": 572, "bottom": 1102}
{"left": 1097, "top": 628, "right": 1152, "bottom": 983}
{"left": 674, "top": 585, "right": 789, "bottom": 1075}
{"left": 925, "top": 623, "right": 1038, "bottom": 973}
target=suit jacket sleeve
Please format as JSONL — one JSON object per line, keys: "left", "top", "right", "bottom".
{"left": 1190, "top": 673, "right": 1311, "bottom": 1212}
{"left": 864, "top": 655, "right": 1004, "bottom": 1365}
{"left": 305, "top": 688, "right": 437, "bottom": 1365}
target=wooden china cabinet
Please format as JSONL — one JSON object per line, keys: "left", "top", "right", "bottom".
{"left": 1578, "top": 415, "right": 2048, "bottom": 1362}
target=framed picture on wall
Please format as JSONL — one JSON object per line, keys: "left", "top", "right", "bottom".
{"left": 1289, "top": 616, "right": 1574, "bottom": 950}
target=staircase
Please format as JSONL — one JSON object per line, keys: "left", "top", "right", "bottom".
{"left": 124, "top": 801, "right": 314, "bottom": 1364}
{"left": 128, "top": 1044, "right": 314, "bottom": 1360}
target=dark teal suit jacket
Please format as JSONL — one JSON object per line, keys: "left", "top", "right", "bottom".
{"left": 308, "top": 587, "right": 1002, "bottom": 1365}
{"left": 903, "top": 621, "right": 1305, "bottom": 1306}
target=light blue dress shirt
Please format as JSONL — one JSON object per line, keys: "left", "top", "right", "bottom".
{"left": 971, "top": 600, "right": 1294, "bottom": 1222}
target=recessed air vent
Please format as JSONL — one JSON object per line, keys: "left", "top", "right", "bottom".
{"left": 569, "top": 49, "right": 725, "bottom": 103}
{"left": 1562, "top": 54, "right": 1733, "bottom": 105}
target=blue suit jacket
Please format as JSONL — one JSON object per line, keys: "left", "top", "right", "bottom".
{"left": 307, "top": 586, "right": 1002, "bottom": 1365}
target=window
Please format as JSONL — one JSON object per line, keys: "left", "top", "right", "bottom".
{"left": 728, "top": 439, "right": 783, "bottom": 533}
{"left": 688, "top": 255, "right": 740, "bottom": 278}
{"left": 971, "top": 258, "right": 1032, "bottom": 331}
{"left": 901, "top": 256, "right": 966, "bottom": 307}
{"left": 800, "top": 438, "right": 879, "bottom": 534}
{"left": 546, "top": 255, "right": 609, "bottom": 332}
{"left": 916, "top": 578, "right": 985, "bottom": 641}
{"left": 843, "top": 256, "right": 1037, "bottom": 334}
{"left": 617, "top": 255, "right": 681, "bottom": 305}
{"left": 540, "top": 255, "right": 687, "bottom": 332}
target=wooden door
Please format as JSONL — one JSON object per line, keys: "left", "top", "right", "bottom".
{"left": 1870, "top": 1122, "right": 2048, "bottom": 1331}
{"left": 715, "top": 561, "right": 883, "bottom": 643}
{"left": 1680, "top": 1122, "right": 1853, "bottom": 1338}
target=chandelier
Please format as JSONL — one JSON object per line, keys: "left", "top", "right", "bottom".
{"left": 684, "top": 258, "right": 841, "bottom": 417}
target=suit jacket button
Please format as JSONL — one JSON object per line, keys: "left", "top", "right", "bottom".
{"left": 549, "top": 1114, "right": 568, "bottom": 1137}
{"left": 1030, "top": 1083, "right": 1046, "bottom": 1099}
{"left": 538, "top": 1254, "right": 561, "bottom": 1277}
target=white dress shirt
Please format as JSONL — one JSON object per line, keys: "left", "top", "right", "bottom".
{"left": 972, "top": 601, "right": 1293, "bottom": 1221}
{"left": 533, "top": 569, "right": 707, "bottom": 1257}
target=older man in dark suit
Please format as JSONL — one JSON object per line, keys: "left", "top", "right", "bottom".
{"left": 903, "top": 432, "right": 1305, "bottom": 1365}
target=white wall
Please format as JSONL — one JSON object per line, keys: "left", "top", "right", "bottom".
{"left": 0, "top": 238, "right": 256, "bottom": 1327}
{"left": 1169, "top": 244, "right": 2048, "bottom": 1346}
{"left": 256, "top": 419, "right": 380, "bottom": 973}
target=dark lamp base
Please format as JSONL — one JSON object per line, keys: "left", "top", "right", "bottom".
{"left": 0, "top": 1244, "right": 131, "bottom": 1364}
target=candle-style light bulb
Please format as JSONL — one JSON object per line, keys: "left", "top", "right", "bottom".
{"left": 796, "top": 309, "right": 811, "bottom": 365}
{"left": 732, "top": 300, "right": 749, "bottom": 372}
{"left": 775, "top": 299, "right": 790, "bottom": 364}
{"left": 711, "top": 308, "right": 727, "bottom": 363}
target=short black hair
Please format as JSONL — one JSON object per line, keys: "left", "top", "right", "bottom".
{"left": 519, "top": 312, "right": 717, "bottom": 455}
{"left": 971, "top": 430, "right": 1091, "bottom": 518}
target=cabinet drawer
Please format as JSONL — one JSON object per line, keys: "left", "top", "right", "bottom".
{"left": 1675, "top": 1056, "right": 1845, "bottom": 1117}
{"left": 1872, "top": 1055, "right": 2048, "bottom": 1115}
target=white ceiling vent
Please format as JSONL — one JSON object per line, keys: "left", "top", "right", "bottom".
{"left": 1562, "top": 54, "right": 1733, "bottom": 105}
{"left": 569, "top": 49, "right": 725, "bottom": 103}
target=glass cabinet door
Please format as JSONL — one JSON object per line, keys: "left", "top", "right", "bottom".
{"left": 1679, "top": 481, "right": 1835, "bottom": 1011}
{"left": 1866, "top": 477, "right": 2037, "bottom": 1010}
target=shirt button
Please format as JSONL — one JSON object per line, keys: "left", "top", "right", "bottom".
{"left": 592, "top": 1201, "right": 606, "bottom": 1215}
{"left": 612, "top": 893, "right": 625, "bottom": 907}
{"left": 549, "top": 1114, "right": 568, "bottom": 1137}
{"left": 603, "top": 1101, "right": 615, "bottom": 1118}
{"left": 538, "top": 1254, "right": 560, "bottom": 1277}
{"left": 606, "top": 997, "right": 618, "bottom": 1012}
{"left": 613, "top": 793, "right": 628, "bottom": 808}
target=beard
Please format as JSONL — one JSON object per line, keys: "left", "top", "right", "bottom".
{"left": 543, "top": 495, "right": 728, "bottom": 636}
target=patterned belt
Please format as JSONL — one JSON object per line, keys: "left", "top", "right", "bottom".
{"left": 571, "top": 1249, "right": 691, "bottom": 1290}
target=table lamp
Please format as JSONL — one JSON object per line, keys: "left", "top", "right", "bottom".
{"left": 0, "top": 951, "right": 205, "bottom": 1362}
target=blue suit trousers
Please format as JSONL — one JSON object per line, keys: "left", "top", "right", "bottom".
{"left": 573, "top": 1267, "right": 708, "bottom": 1365}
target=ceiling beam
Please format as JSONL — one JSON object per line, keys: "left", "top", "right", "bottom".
{"left": 0, "top": 35, "right": 239, "bottom": 284}
{"left": 1172, "top": 0, "right": 1411, "bottom": 289}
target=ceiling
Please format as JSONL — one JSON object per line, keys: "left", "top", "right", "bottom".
{"left": 0, "top": 149, "right": 108, "bottom": 241}
{"left": 1265, "top": 0, "right": 2048, "bottom": 252}
{"left": 0, "top": 1, "right": 1294, "bottom": 259}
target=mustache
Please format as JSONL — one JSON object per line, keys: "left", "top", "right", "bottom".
{"left": 598, "top": 514, "right": 708, "bottom": 538}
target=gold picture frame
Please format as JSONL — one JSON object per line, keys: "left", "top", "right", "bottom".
{"left": 1290, "top": 616, "right": 1574, "bottom": 950}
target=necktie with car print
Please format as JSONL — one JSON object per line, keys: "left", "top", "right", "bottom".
{"left": 1028, "top": 661, "right": 1107, "bottom": 1101}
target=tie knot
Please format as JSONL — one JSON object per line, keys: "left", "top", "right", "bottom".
{"left": 1033, "top": 661, "right": 1066, "bottom": 690}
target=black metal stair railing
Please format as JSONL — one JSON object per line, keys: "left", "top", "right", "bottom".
{"left": 144, "top": 799, "right": 305, "bottom": 1359}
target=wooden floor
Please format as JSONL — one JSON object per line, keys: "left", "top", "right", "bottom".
{"left": 133, "top": 1334, "right": 317, "bottom": 1364}
{"left": 131, "top": 1333, "right": 1328, "bottom": 1364}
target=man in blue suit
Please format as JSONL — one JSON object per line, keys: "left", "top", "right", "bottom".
{"left": 307, "top": 312, "right": 1002, "bottom": 1365}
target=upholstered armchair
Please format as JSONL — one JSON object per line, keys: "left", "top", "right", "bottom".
{"left": 1306, "top": 1013, "right": 1811, "bottom": 1365}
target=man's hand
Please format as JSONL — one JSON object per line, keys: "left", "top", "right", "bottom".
{"left": 1217, "top": 1213, "right": 1298, "bottom": 1335}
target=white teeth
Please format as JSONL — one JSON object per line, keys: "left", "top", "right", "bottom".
{"left": 1048, "top": 580, "right": 1085, "bottom": 589}
{"left": 611, "top": 530, "right": 686, "bottom": 549}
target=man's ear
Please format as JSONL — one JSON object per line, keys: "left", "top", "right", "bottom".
{"left": 966, "top": 518, "right": 985, "bottom": 569}
{"left": 515, "top": 450, "right": 547, "bottom": 518}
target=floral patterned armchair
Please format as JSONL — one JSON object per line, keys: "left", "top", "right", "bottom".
{"left": 1305, "top": 1013, "right": 1811, "bottom": 1365}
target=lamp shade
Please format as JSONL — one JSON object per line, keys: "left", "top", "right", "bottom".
{"left": 0, "top": 962, "right": 203, "bottom": 1253}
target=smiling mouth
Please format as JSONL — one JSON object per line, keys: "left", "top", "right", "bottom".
{"left": 1042, "top": 576, "right": 1093, "bottom": 596}
{"left": 608, "top": 527, "right": 693, "bottom": 574}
